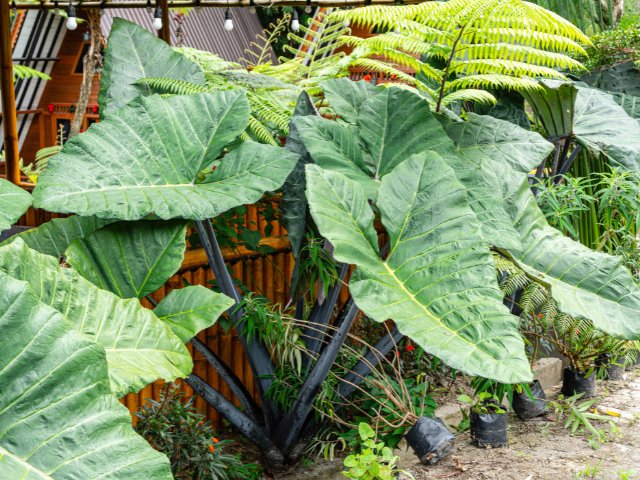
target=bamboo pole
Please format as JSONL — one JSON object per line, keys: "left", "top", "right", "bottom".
{"left": 0, "top": 0, "right": 21, "bottom": 185}
{"left": 159, "top": 0, "right": 170, "bottom": 44}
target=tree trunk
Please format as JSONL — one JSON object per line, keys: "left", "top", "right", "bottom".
{"left": 69, "top": 10, "right": 102, "bottom": 139}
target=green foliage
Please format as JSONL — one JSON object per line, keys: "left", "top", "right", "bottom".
{"left": 0, "top": 178, "right": 32, "bottom": 232}
{"left": 0, "top": 239, "right": 193, "bottom": 396}
{"left": 0, "top": 271, "right": 172, "bottom": 479}
{"left": 32, "top": 91, "right": 299, "bottom": 222}
{"left": 341, "top": 423, "right": 413, "bottom": 480}
{"left": 12, "top": 64, "right": 50, "bottom": 81}
{"left": 583, "top": 22, "right": 640, "bottom": 70}
{"left": 135, "top": 384, "right": 261, "bottom": 480}
{"left": 530, "top": 0, "right": 617, "bottom": 34}
{"left": 458, "top": 392, "right": 506, "bottom": 415}
{"left": 334, "top": 0, "right": 589, "bottom": 109}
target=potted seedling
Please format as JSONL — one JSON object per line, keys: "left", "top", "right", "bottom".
{"left": 458, "top": 392, "right": 508, "bottom": 448}
{"left": 511, "top": 381, "right": 549, "bottom": 420}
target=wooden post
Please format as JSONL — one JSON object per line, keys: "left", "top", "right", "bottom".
{"left": 0, "top": 0, "right": 21, "bottom": 185}
{"left": 159, "top": 0, "right": 170, "bottom": 44}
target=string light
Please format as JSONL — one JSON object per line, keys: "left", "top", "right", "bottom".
{"left": 99, "top": 0, "right": 106, "bottom": 16}
{"left": 249, "top": 0, "right": 255, "bottom": 14}
{"left": 291, "top": 9, "right": 300, "bottom": 31}
{"left": 195, "top": 0, "right": 202, "bottom": 13}
{"left": 153, "top": 1, "right": 162, "bottom": 30}
{"left": 11, "top": 0, "right": 17, "bottom": 16}
{"left": 304, "top": 0, "right": 312, "bottom": 14}
{"left": 146, "top": 0, "right": 152, "bottom": 14}
{"left": 66, "top": 1, "right": 77, "bottom": 30}
{"left": 53, "top": 0, "right": 59, "bottom": 14}
{"left": 224, "top": 7, "right": 233, "bottom": 31}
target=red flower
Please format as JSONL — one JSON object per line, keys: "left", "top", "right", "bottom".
{"left": 208, "top": 445, "right": 215, "bottom": 453}
{"left": 92, "top": 104, "right": 99, "bottom": 114}
{"left": 405, "top": 344, "right": 415, "bottom": 352}
{"left": 363, "top": 74, "right": 372, "bottom": 82}
{"left": 212, "top": 437, "right": 219, "bottom": 444}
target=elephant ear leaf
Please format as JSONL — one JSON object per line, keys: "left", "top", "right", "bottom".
{"left": 0, "top": 239, "right": 194, "bottom": 396}
{"left": 305, "top": 159, "right": 532, "bottom": 384}
{"left": 33, "top": 91, "right": 299, "bottom": 221}
{"left": 444, "top": 113, "right": 554, "bottom": 250}
{"left": 503, "top": 176, "right": 640, "bottom": 340}
{"left": 0, "top": 178, "right": 31, "bottom": 233}
{"left": 321, "top": 78, "right": 379, "bottom": 124}
{"left": 154, "top": 285, "right": 234, "bottom": 343}
{"left": 99, "top": 17, "right": 205, "bottom": 117}
{"left": 0, "top": 272, "right": 172, "bottom": 479}
{"left": 573, "top": 84, "right": 640, "bottom": 171}
{"left": 1, "top": 215, "right": 114, "bottom": 257}
{"left": 66, "top": 220, "right": 187, "bottom": 299}
{"left": 357, "top": 88, "right": 452, "bottom": 178}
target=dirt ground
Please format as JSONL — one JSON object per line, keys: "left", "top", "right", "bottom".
{"left": 402, "top": 368, "right": 640, "bottom": 480}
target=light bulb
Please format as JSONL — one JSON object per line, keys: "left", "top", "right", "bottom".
{"left": 54, "top": 1, "right": 59, "bottom": 15}
{"left": 249, "top": 6, "right": 256, "bottom": 13}
{"left": 153, "top": 5, "right": 162, "bottom": 30}
{"left": 304, "top": 1, "right": 312, "bottom": 13}
{"left": 66, "top": 15, "right": 77, "bottom": 30}
{"left": 146, "top": 0, "right": 152, "bottom": 14}
{"left": 11, "top": 0, "right": 17, "bottom": 16}
{"left": 291, "top": 10, "right": 300, "bottom": 31}
{"left": 66, "top": 3, "right": 77, "bottom": 30}
{"left": 224, "top": 8, "right": 233, "bottom": 31}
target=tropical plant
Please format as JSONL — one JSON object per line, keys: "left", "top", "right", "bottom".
{"left": 341, "top": 423, "right": 413, "bottom": 480}
{"left": 135, "top": 384, "right": 261, "bottom": 480}
{"left": 458, "top": 392, "right": 506, "bottom": 415}
{"left": 531, "top": 0, "right": 622, "bottom": 33}
{"left": 333, "top": 0, "right": 590, "bottom": 111}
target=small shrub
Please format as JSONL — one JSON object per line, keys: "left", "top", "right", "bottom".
{"left": 583, "top": 22, "right": 640, "bottom": 70}
{"left": 342, "top": 423, "right": 413, "bottom": 480}
{"left": 135, "top": 384, "right": 261, "bottom": 480}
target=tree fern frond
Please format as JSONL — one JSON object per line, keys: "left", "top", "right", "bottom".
{"left": 13, "top": 64, "right": 50, "bottom": 81}
{"left": 246, "top": 116, "right": 280, "bottom": 146}
{"left": 441, "top": 88, "right": 497, "bottom": 106}
{"left": 136, "top": 77, "right": 210, "bottom": 96}
{"left": 451, "top": 58, "right": 568, "bottom": 79}
{"left": 446, "top": 74, "right": 541, "bottom": 92}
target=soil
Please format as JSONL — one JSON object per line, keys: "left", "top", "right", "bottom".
{"left": 401, "top": 368, "right": 640, "bottom": 480}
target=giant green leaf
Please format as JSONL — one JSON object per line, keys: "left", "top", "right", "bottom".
{"left": 357, "top": 88, "right": 451, "bottom": 178}
{"left": 305, "top": 160, "right": 532, "bottom": 383}
{"left": 0, "top": 239, "right": 193, "bottom": 396}
{"left": 154, "top": 285, "right": 234, "bottom": 343}
{"left": 295, "top": 116, "right": 379, "bottom": 198}
{"left": 0, "top": 215, "right": 113, "bottom": 257}
{"left": 0, "top": 178, "right": 31, "bottom": 232}
{"left": 573, "top": 84, "right": 640, "bottom": 171}
{"left": 33, "top": 92, "right": 299, "bottom": 221}
{"left": 0, "top": 272, "right": 172, "bottom": 479}
{"left": 502, "top": 175, "right": 640, "bottom": 340}
{"left": 66, "top": 220, "right": 187, "bottom": 299}
{"left": 99, "top": 18, "right": 205, "bottom": 117}
{"left": 321, "top": 78, "right": 379, "bottom": 124}
{"left": 444, "top": 113, "right": 554, "bottom": 250}
{"left": 524, "top": 80, "right": 640, "bottom": 171}
{"left": 610, "top": 92, "right": 640, "bottom": 121}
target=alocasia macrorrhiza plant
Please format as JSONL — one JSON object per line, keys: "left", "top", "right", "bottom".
{"left": 5, "top": 14, "right": 640, "bottom": 478}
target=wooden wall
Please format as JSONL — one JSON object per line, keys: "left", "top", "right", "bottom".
{"left": 20, "top": 23, "right": 100, "bottom": 163}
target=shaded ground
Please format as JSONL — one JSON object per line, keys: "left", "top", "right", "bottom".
{"left": 402, "top": 368, "right": 640, "bottom": 480}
